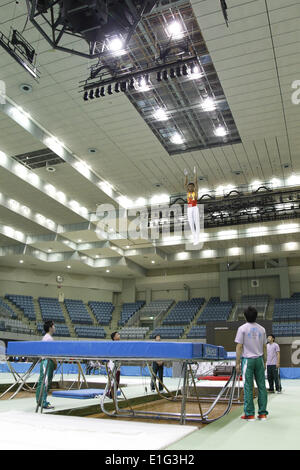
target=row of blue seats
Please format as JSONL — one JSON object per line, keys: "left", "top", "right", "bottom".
{"left": 0, "top": 299, "right": 17, "bottom": 319}
{"left": 119, "top": 301, "right": 145, "bottom": 326}
{"left": 150, "top": 326, "right": 184, "bottom": 339}
{"left": 36, "top": 323, "right": 70, "bottom": 337}
{"left": 75, "top": 327, "right": 106, "bottom": 338}
{"left": 187, "top": 326, "right": 206, "bottom": 339}
{"left": 5, "top": 295, "right": 36, "bottom": 321}
{"left": 89, "top": 301, "right": 114, "bottom": 325}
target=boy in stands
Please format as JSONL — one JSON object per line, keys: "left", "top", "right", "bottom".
{"left": 235, "top": 307, "right": 268, "bottom": 421}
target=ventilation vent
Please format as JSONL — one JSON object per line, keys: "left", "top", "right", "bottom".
{"left": 13, "top": 149, "right": 65, "bottom": 170}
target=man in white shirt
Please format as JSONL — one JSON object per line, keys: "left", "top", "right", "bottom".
{"left": 35, "top": 321, "right": 57, "bottom": 410}
{"left": 235, "top": 307, "right": 268, "bottom": 421}
{"left": 267, "top": 334, "right": 281, "bottom": 393}
{"left": 150, "top": 335, "right": 164, "bottom": 392}
{"left": 107, "top": 331, "right": 121, "bottom": 399}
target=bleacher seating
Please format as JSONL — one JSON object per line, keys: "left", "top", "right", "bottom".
{"left": 88, "top": 301, "right": 114, "bottom": 325}
{"left": 75, "top": 326, "right": 106, "bottom": 338}
{"left": 39, "top": 297, "right": 66, "bottom": 323}
{"left": 5, "top": 295, "right": 36, "bottom": 321}
{"left": 150, "top": 326, "right": 184, "bottom": 339}
{"left": 119, "top": 301, "right": 145, "bottom": 326}
{"left": 0, "top": 299, "right": 17, "bottom": 319}
{"left": 197, "top": 297, "right": 234, "bottom": 323}
{"left": 273, "top": 322, "right": 300, "bottom": 337}
{"left": 139, "top": 300, "right": 174, "bottom": 319}
{"left": 273, "top": 296, "right": 300, "bottom": 322}
{"left": 187, "top": 325, "right": 206, "bottom": 339}
{"left": 235, "top": 295, "right": 269, "bottom": 318}
{"left": 120, "top": 326, "right": 149, "bottom": 339}
{"left": 163, "top": 298, "right": 205, "bottom": 325}
{"left": 64, "top": 299, "right": 93, "bottom": 325}
{"left": 1, "top": 318, "right": 33, "bottom": 335}
{"left": 36, "top": 322, "right": 70, "bottom": 337}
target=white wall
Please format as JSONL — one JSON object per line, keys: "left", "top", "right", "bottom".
{"left": 288, "top": 266, "right": 300, "bottom": 296}
{"left": 0, "top": 266, "right": 121, "bottom": 302}
{"left": 136, "top": 272, "right": 220, "bottom": 302}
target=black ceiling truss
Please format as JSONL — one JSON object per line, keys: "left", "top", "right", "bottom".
{"left": 25, "top": 0, "right": 158, "bottom": 59}
{"left": 148, "top": 187, "right": 300, "bottom": 231}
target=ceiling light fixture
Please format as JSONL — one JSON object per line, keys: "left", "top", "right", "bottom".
{"left": 167, "top": 21, "right": 183, "bottom": 38}
{"left": 214, "top": 126, "right": 227, "bottom": 137}
{"left": 108, "top": 37, "right": 124, "bottom": 53}
{"left": 153, "top": 108, "right": 168, "bottom": 121}
{"left": 201, "top": 97, "right": 216, "bottom": 112}
{"left": 170, "top": 133, "right": 184, "bottom": 144}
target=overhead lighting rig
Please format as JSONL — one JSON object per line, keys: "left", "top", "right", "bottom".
{"left": 0, "top": 29, "right": 39, "bottom": 80}
{"left": 82, "top": 56, "right": 198, "bottom": 101}
{"left": 25, "top": 0, "right": 157, "bottom": 59}
{"left": 154, "top": 187, "right": 300, "bottom": 232}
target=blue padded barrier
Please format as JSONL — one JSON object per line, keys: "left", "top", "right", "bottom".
{"left": 52, "top": 389, "right": 121, "bottom": 399}
{"left": 6, "top": 341, "right": 226, "bottom": 361}
{"left": 279, "top": 368, "right": 300, "bottom": 379}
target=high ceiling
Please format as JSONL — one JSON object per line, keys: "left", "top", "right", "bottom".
{"left": 0, "top": 0, "right": 299, "bottom": 279}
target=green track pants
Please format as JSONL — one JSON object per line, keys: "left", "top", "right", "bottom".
{"left": 242, "top": 356, "right": 268, "bottom": 416}
{"left": 36, "top": 359, "right": 55, "bottom": 407}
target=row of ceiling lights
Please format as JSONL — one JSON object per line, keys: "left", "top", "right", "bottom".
{"left": 15, "top": 240, "right": 300, "bottom": 268}
{"left": 84, "top": 20, "right": 227, "bottom": 144}
{"left": 107, "top": 21, "right": 185, "bottom": 56}
{"left": 83, "top": 69, "right": 227, "bottom": 142}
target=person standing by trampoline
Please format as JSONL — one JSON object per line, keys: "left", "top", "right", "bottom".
{"left": 267, "top": 334, "right": 281, "bottom": 393}
{"left": 184, "top": 166, "right": 200, "bottom": 245}
{"left": 150, "top": 335, "right": 164, "bottom": 392}
{"left": 35, "top": 320, "right": 57, "bottom": 410}
{"left": 107, "top": 331, "right": 121, "bottom": 399}
{"left": 235, "top": 307, "right": 268, "bottom": 421}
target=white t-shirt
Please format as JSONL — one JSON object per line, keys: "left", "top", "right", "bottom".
{"left": 235, "top": 322, "right": 267, "bottom": 358}
{"left": 42, "top": 333, "right": 54, "bottom": 342}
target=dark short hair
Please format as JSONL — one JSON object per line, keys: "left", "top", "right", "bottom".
{"left": 268, "top": 334, "right": 275, "bottom": 340}
{"left": 111, "top": 331, "right": 118, "bottom": 341}
{"left": 44, "top": 321, "right": 54, "bottom": 333}
{"left": 244, "top": 306, "right": 257, "bottom": 323}
{"left": 188, "top": 182, "right": 195, "bottom": 187}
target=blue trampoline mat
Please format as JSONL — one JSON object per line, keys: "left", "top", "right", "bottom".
{"left": 52, "top": 388, "right": 121, "bottom": 399}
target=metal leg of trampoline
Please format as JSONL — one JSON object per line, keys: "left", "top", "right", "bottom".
{"left": 9, "top": 360, "right": 41, "bottom": 400}
{"left": 0, "top": 360, "right": 40, "bottom": 399}
{"left": 99, "top": 361, "right": 238, "bottom": 425}
{"left": 180, "top": 362, "right": 188, "bottom": 425}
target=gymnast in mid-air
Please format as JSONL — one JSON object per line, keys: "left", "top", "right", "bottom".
{"left": 184, "top": 166, "right": 200, "bottom": 245}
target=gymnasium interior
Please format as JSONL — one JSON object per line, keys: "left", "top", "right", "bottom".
{"left": 0, "top": 0, "right": 300, "bottom": 452}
